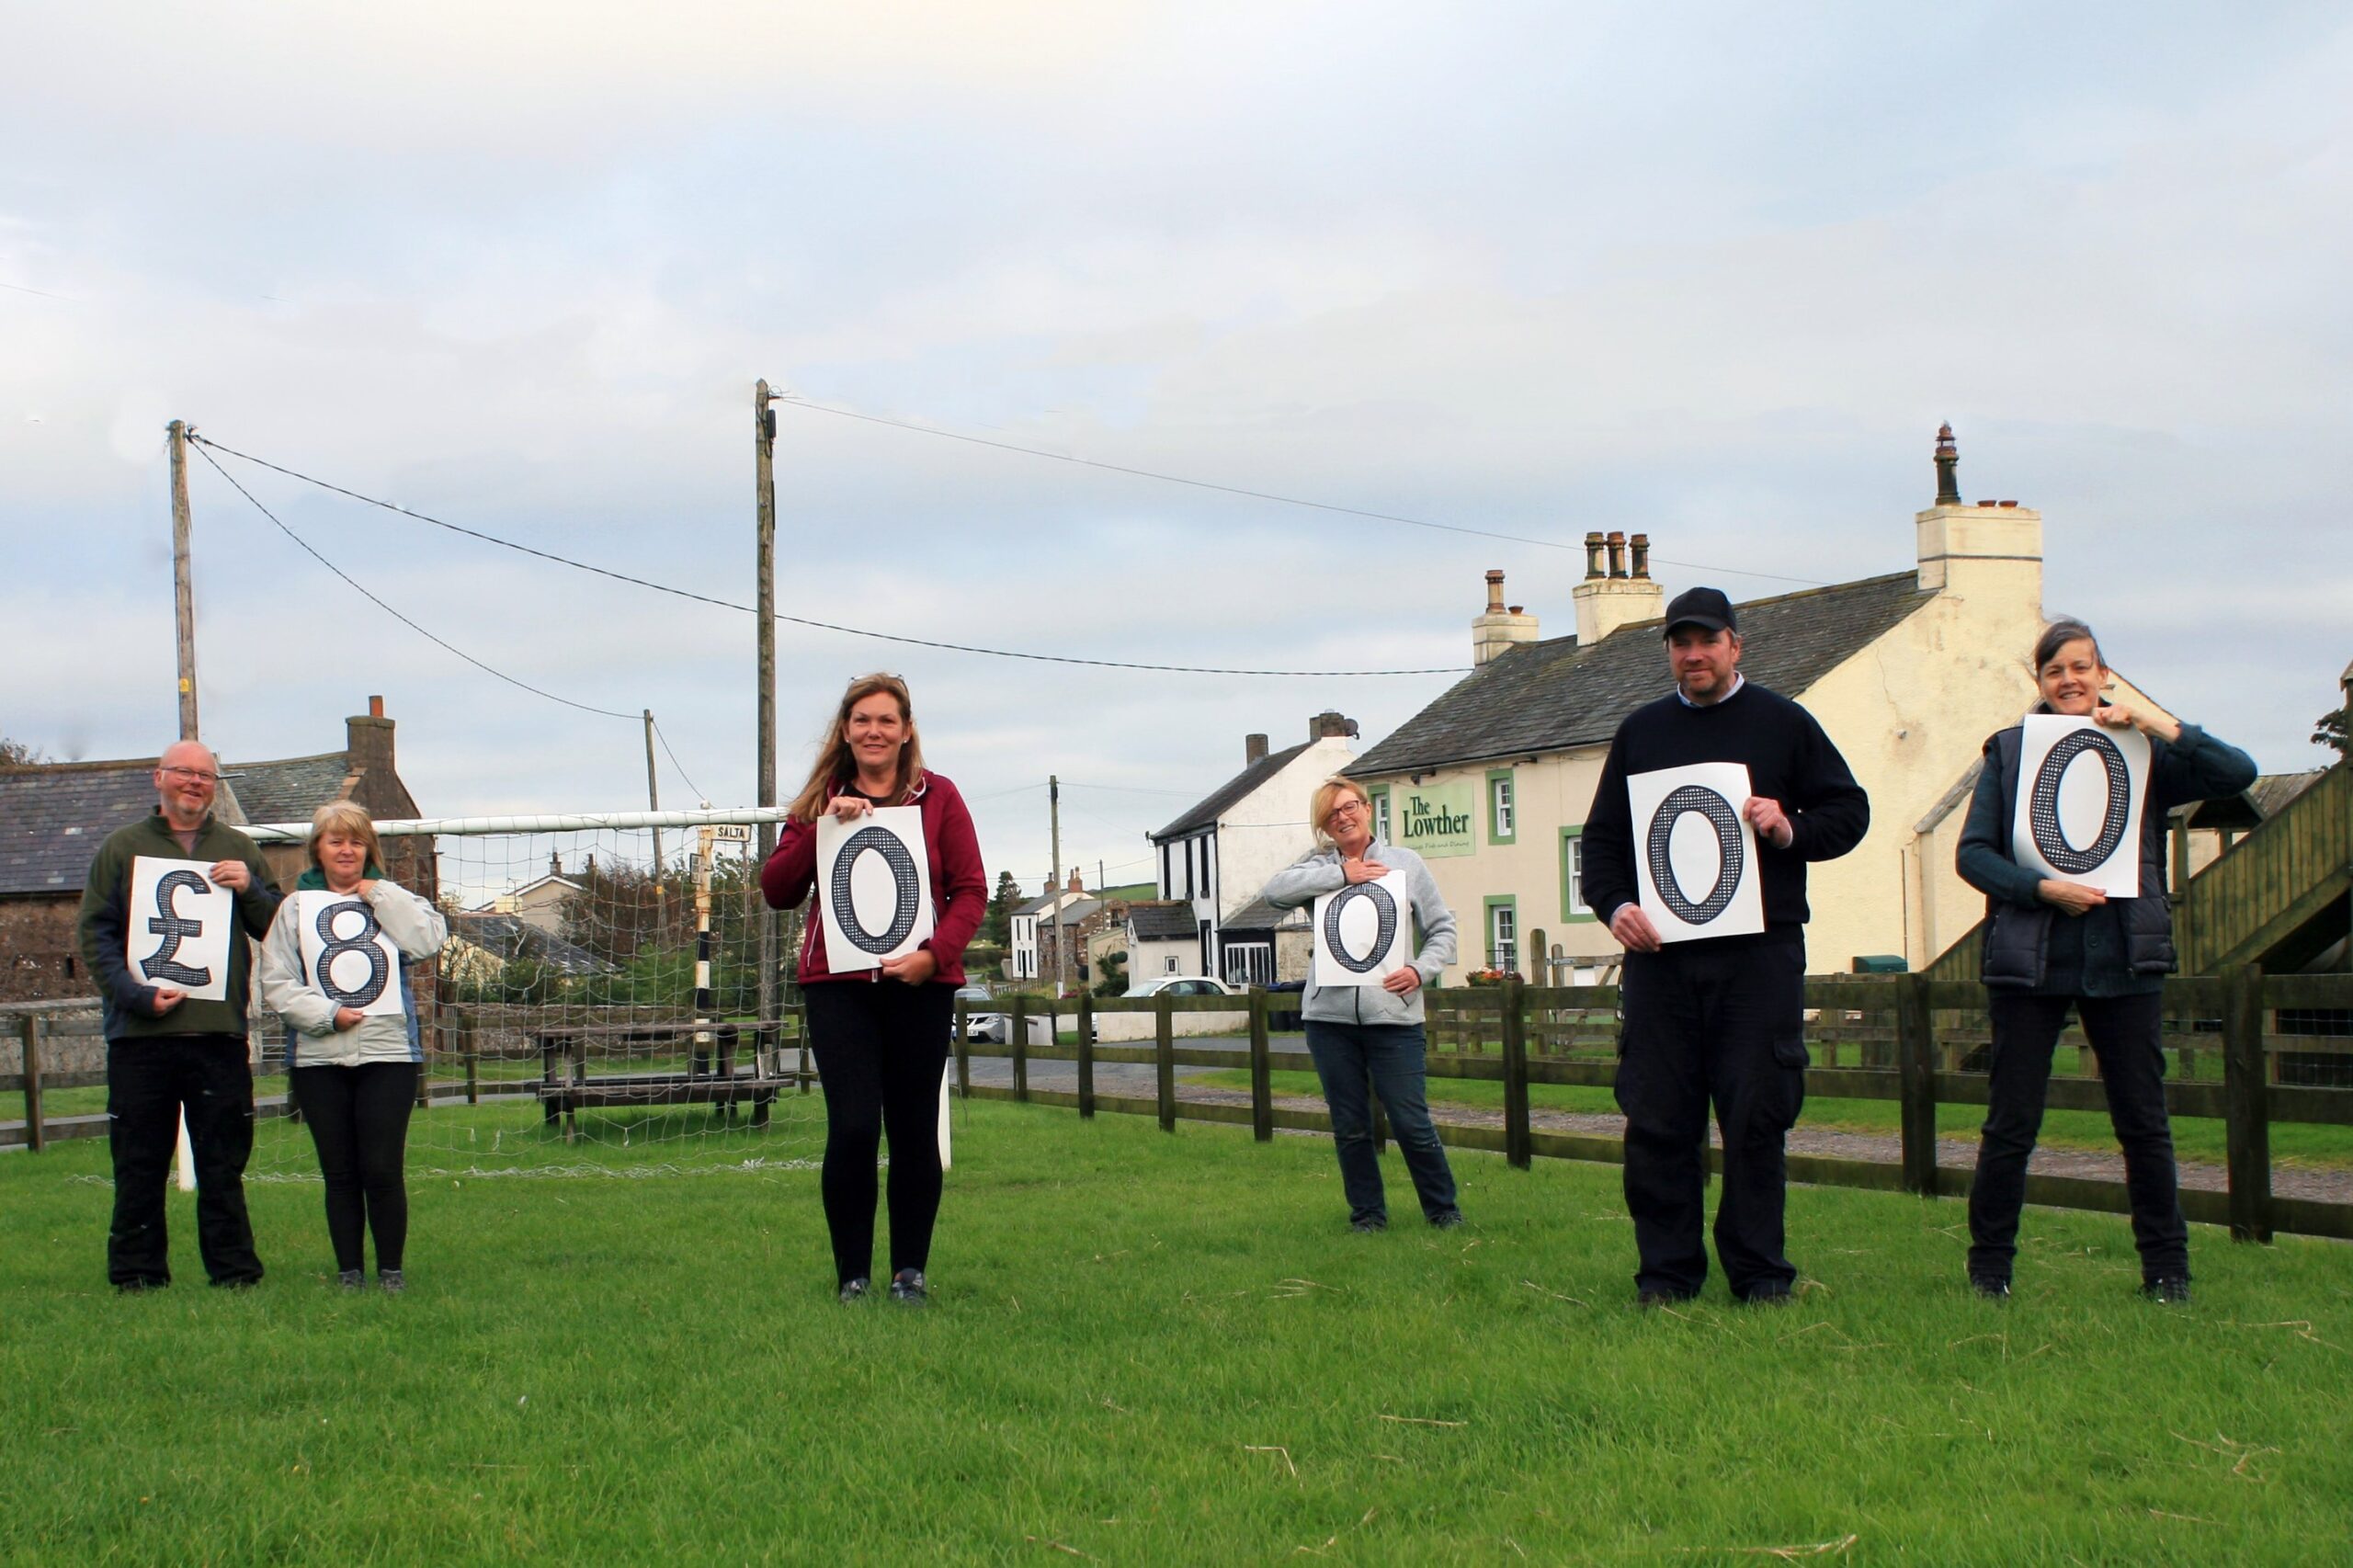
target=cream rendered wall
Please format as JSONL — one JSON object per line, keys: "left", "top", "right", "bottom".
{"left": 1362, "top": 747, "right": 1615, "bottom": 982}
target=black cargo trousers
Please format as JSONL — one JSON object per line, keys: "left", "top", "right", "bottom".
{"left": 1614, "top": 937, "right": 1808, "bottom": 1301}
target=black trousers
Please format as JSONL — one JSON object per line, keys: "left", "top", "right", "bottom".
{"left": 291, "top": 1062, "right": 419, "bottom": 1274}
{"left": 1968, "top": 990, "right": 2188, "bottom": 1285}
{"left": 106, "top": 1034, "right": 264, "bottom": 1288}
{"left": 804, "top": 981, "right": 953, "bottom": 1287}
{"left": 1615, "top": 941, "right": 1808, "bottom": 1300}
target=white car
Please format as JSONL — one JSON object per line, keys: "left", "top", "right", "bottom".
{"left": 1121, "top": 976, "right": 1239, "bottom": 1000}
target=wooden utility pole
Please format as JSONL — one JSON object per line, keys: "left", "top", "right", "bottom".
{"left": 755, "top": 382, "right": 779, "bottom": 1055}
{"left": 1050, "top": 775, "right": 1068, "bottom": 996}
{"left": 642, "top": 710, "right": 665, "bottom": 895}
{"left": 168, "top": 420, "right": 199, "bottom": 740}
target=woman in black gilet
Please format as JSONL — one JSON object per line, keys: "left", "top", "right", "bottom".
{"left": 1956, "top": 619, "right": 2256, "bottom": 1304}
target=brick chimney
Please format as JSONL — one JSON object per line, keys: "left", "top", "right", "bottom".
{"left": 1914, "top": 425, "right": 2042, "bottom": 605}
{"left": 1245, "top": 733, "right": 1268, "bottom": 765}
{"left": 1472, "top": 568, "right": 1540, "bottom": 665}
{"left": 347, "top": 696, "right": 396, "bottom": 791}
{"left": 1573, "top": 532, "right": 1664, "bottom": 645}
{"left": 1067, "top": 869, "right": 1084, "bottom": 894}
{"left": 1308, "top": 711, "right": 1358, "bottom": 742}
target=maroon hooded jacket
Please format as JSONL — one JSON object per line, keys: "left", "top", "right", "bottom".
{"left": 760, "top": 770, "right": 987, "bottom": 987}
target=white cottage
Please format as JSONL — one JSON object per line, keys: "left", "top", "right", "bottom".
{"left": 1147, "top": 712, "right": 1358, "bottom": 984}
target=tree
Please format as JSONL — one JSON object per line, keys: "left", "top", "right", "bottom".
{"left": 0, "top": 735, "right": 46, "bottom": 769}
{"left": 984, "top": 869, "right": 1022, "bottom": 947}
{"left": 2316, "top": 707, "right": 2347, "bottom": 757}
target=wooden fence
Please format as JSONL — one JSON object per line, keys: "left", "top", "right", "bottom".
{"left": 949, "top": 971, "right": 2353, "bottom": 1244}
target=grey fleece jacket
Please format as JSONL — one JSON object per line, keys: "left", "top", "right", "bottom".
{"left": 1261, "top": 842, "right": 1457, "bottom": 1027}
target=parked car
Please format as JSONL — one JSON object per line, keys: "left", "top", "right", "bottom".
{"left": 952, "top": 985, "right": 995, "bottom": 1041}
{"left": 1120, "top": 976, "right": 1239, "bottom": 1000}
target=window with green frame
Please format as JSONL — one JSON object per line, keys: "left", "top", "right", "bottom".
{"left": 1367, "top": 784, "right": 1392, "bottom": 845}
{"left": 1483, "top": 894, "right": 1518, "bottom": 974}
{"left": 1485, "top": 767, "right": 1517, "bottom": 846}
{"left": 1558, "top": 825, "right": 1597, "bottom": 922}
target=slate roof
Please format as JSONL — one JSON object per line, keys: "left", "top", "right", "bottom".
{"left": 1126, "top": 902, "right": 1199, "bottom": 939}
{"left": 1349, "top": 572, "right": 1938, "bottom": 778}
{"left": 1052, "top": 897, "right": 1104, "bottom": 929}
{"left": 1223, "top": 895, "right": 1307, "bottom": 934}
{"left": 0, "top": 761, "right": 163, "bottom": 896}
{"left": 1153, "top": 742, "right": 1313, "bottom": 841}
{"left": 224, "top": 751, "right": 353, "bottom": 828}
{"left": 445, "top": 911, "right": 613, "bottom": 976}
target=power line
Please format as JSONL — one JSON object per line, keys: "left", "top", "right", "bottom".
{"left": 647, "top": 717, "right": 710, "bottom": 804}
{"left": 189, "top": 436, "right": 1474, "bottom": 677}
{"left": 774, "top": 392, "right": 1829, "bottom": 588}
{"left": 190, "top": 441, "right": 642, "bottom": 722}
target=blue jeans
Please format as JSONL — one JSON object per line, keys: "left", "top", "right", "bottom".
{"left": 1302, "top": 1020, "right": 1460, "bottom": 1225}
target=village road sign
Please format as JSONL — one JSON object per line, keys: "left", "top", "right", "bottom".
{"left": 709, "top": 824, "right": 753, "bottom": 843}
{"left": 1392, "top": 780, "right": 1475, "bottom": 858}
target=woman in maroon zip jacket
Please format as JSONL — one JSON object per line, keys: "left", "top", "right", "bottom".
{"left": 762, "top": 674, "right": 987, "bottom": 1305}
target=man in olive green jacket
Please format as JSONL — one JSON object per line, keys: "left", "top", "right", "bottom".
{"left": 76, "top": 741, "right": 280, "bottom": 1290}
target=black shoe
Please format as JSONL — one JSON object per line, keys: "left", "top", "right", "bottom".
{"left": 2139, "top": 1277, "right": 2191, "bottom": 1306}
{"left": 1427, "top": 1210, "right": 1466, "bottom": 1230}
{"left": 336, "top": 1268, "right": 365, "bottom": 1291}
{"left": 1740, "top": 1284, "right": 1793, "bottom": 1307}
{"left": 113, "top": 1278, "right": 168, "bottom": 1295}
{"left": 837, "top": 1277, "right": 871, "bottom": 1303}
{"left": 1349, "top": 1216, "right": 1388, "bottom": 1233}
{"left": 1635, "top": 1288, "right": 1695, "bottom": 1309}
{"left": 378, "top": 1268, "right": 405, "bottom": 1294}
{"left": 1970, "top": 1276, "right": 2010, "bottom": 1301}
{"left": 888, "top": 1268, "right": 928, "bottom": 1305}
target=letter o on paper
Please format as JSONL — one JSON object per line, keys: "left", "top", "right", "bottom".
{"left": 829, "top": 825, "right": 924, "bottom": 955}
{"left": 1322, "top": 881, "right": 1400, "bottom": 974}
{"left": 2029, "top": 728, "right": 2132, "bottom": 875}
{"left": 1644, "top": 785, "right": 1745, "bottom": 926}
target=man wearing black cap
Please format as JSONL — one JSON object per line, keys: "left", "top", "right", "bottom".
{"left": 1579, "top": 586, "right": 1870, "bottom": 1305}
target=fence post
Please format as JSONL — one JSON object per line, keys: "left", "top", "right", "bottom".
{"left": 1076, "top": 991, "right": 1096, "bottom": 1119}
{"left": 19, "top": 1016, "right": 44, "bottom": 1154}
{"left": 2222, "top": 962, "right": 2273, "bottom": 1244}
{"left": 1894, "top": 972, "right": 1938, "bottom": 1198}
{"left": 1501, "top": 974, "right": 1531, "bottom": 1170}
{"left": 460, "top": 1011, "right": 480, "bottom": 1106}
{"left": 1010, "top": 994, "right": 1030, "bottom": 1104}
{"left": 1248, "top": 988, "right": 1273, "bottom": 1143}
{"left": 1528, "top": 926, "right": 1549, "bottom": 989}
{"left": 1154, "top": 992, "right": 1176, "bottom": 1132}
{"left": 953, "top": 1006, "right": 971, "bottom": 1100}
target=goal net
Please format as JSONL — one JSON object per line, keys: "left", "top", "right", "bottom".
{"left": 242, "top": 808, "right": 823, "bottom": 1179}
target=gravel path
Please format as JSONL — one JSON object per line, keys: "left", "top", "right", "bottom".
{"left": 962, "top": 1056, "right": 2353, "bottom": 1206}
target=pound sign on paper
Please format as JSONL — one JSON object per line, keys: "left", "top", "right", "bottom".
{"left": 142, "top": 869, "right": 215, "bottom": 988}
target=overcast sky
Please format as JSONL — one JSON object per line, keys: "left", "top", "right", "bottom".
{"left": 5, "top": 2, "right": 2348, "bottom": 895}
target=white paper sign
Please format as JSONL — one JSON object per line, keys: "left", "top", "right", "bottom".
{"left": 1313, "top": 874, "right": 1414, "bottom": 987}
{"left": 2012, "top": 715, "right": 2151, "bottom": 898}
{"left": 1627, "top": 763, "right": 1765, "bottom": 943}
{"left": 126, "top": 856, "right": 234, "bottom": 1002}
{"left": 293, "top": 890, "right": 405, "bottom": 1017}
{"left": 815, "top": 807, "right": 935, "bottom": 973}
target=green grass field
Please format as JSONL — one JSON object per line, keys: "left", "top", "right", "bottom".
{"left": 4, "top": 1099, "right": 2349, "bottom": 1564}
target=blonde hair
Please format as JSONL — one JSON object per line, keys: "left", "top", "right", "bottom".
{"left": 788, "top": 673, "right": 926, "bottom": 824}
{"left": 307, "top": 800, "right": 382, "bottom": 870}
{"left": 1309, "top": 776, "right": 1373, "bottom": 848}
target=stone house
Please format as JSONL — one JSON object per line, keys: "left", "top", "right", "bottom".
{"left": 1346, "top": 430, "right": 2175, "bottom": 979}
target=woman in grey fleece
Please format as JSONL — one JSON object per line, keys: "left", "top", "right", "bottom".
{"left": 1262, "top": 776, "right": 1463, "bottom": 1231}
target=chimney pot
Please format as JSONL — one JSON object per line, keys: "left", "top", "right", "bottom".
{"left": 1245, "top": 733, "right": 1268, "bottom": 765}
{"left": 1506, "top": 606, "right": 1523, "bottom": 616}
{"left": 1935, "top": 424, "right": 1962, "bottom": 506}
{"left": 1976, "top": 499, "right": 1996, "bottom": 507}
{"left": 368, "top": 695, "right": 384, "bottom": 719}
{"left": 1483, "top": 568, "right": 1506, "bottom": 613}
{"left": 1629, "top": 533, "right": 1651, "bottom": 580}
{"left": 1310, "top": 710, "right": 1355, "bottom": 741}
{"left": 1999, "top": 499, "right": 2018, "bottom": 507}
{"left": 1605, "top": 531, "right": 1627, "bottom": 579}
{"left": 1584, "top": 532, "right": 1607, "bottom": 580}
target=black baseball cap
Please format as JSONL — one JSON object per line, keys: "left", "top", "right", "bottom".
{"left": 1662, "top": 585, "right": 1736, "bottom": 637}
